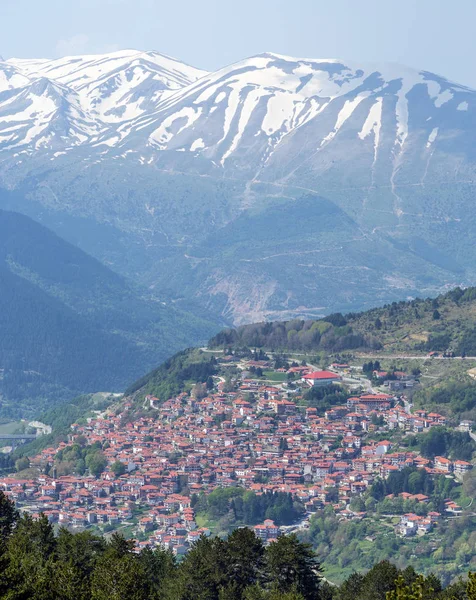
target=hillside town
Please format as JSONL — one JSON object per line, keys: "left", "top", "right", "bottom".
{"left": 0, "top": 356, "right": 473, "bottom": 557}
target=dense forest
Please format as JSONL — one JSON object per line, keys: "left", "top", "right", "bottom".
{"left": 0, "top": 492, "right": 475, "bottom": 600}
{"left": 208, "top": 314, "right": 378, "bottom": 353}
{"left": 413, "top": 381, "right": 476, "bottom": 421}
{"left": 192, "top": 488, "right": 305, "bottom": 531}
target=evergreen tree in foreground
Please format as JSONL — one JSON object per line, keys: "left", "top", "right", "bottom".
{"left": 0, "top": 491, "right": 17, "bottom": 543}
{"left": 2, "top": 491, "right": 476, "bottom": 600}
{"left": 265, "top": 534, "right": 321, "bottom": 599}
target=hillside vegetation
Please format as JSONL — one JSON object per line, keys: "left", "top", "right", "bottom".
{"left": 125, "top": 348, "right": 218, "bottom": 401}
{"left": 127, "top": 287, "right": 476, "bottom": 408}
{"left": 209, "top": 287, "right": 476, "bottom": 355}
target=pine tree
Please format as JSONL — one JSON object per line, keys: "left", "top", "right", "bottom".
{"left": 90, "top": 534, "right": 149, "bottom": 600}
{"left": 224, "top": 528, "right": 265, "bottom": 595}
{"left": 358, "top": 560, "right": 399, "bottom": 600}
{"left": 52, "top": 528, "right": 106, "bottom": 600}
{"left": 385, "top": 574, "right": 435, "bottom": 600}
{"left": 90, "top": 553, "right": 149, "bottom": 600}
{"left": 138, "top": 545, "right": 176, "bottom": 597}
{"left": 338, "top": 572, "right": 364, "bottom": 600}
{"left": 0, "top": 513, "right": 57, "bottom": 599}
{"left": 265, "top": 534, "right": 321, "bottom": 600}
{"left": 0, "top": 489, "right": 18, "bottom": 543}
{"left": 467, "top": 572, "right": 476, "bottom": 600}
{"left": 177, "top": 534, "right": 228, "bottom": 600}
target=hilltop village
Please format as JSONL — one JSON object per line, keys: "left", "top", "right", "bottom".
{"left": 0, "top": 352, "right": 473, "bottom": 557}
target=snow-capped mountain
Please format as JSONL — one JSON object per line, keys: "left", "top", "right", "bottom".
{"left": 1, "top": 49, "right": 476, "bottom": 323}
{"left": 2, "top": 51, "right": 473, "bottom": 168}
{"left": 9, "top": 50, "right": 206, "bottom": 123}
{"left": 0, "top": 76, "right": 104, "bottom": 151}
{"left": 115, "top": 53, "right": 472, "bottom": 165}
{"left": 0, "top": 50, "right": 207, "bottom": 150}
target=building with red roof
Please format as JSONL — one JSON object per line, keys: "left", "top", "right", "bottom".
{"left": 302, "top": 371, "right": 342, "bottom": 387}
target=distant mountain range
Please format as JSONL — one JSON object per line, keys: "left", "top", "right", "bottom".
{"left": 1, "top": 49, "right": 476, "bottom": 324}
{"left": 0, "top": 209, "right": 218, "bottom": 415}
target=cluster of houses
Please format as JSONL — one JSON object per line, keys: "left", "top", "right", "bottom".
{"left": 398, "top": 512, "right": 440, "bottom": 537}
{"left": 0, "top": 362, "right": 472, "bottom": 553}
{"left": 396, "top": 497, "right": 467, "bottom": 537}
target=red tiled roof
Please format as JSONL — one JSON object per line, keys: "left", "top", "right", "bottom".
{"left": 303, "top": 371, "right": 341, "bottom": 380}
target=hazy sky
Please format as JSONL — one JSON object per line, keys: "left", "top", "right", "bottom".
{"left": 2, "top": 0, "right": 476, "bottom": 87}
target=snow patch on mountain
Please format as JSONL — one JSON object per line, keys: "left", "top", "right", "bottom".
{"left": 190, "top": 138, "right": 205, "bottom": 151}
{"left": 0, "top": 64, "right": 30, "bottom": 91}
{"left": 221, "top": 88, "right": 267, "bottom": 163}
{"left": 358, "top": 97, "right": 383, "bottom": 164}
{"left": 0, "top": 49, "right": 475, "bottom": 168}
{"left": 320, "top": 94, "right": 369, "bottom": 146}
{"left": 149, "top": 106, "right": 203, "bottom": 148}
{"left": 426, "top": 127, "right": 439, "bottom": 148}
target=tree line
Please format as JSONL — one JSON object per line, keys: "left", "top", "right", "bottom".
{"left": 0, "top": 491, "right": 319, "bottom": 599}
{"left": 1, "top": 491, "right": 476, "bottom": 599}
{"left": 192, "top": 487, "right": 305, "bottom": 529}
{"left": 208, "top": 316, "right": 379, "bottom": 353}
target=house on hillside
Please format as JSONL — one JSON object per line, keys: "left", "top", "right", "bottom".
{"left": 434, "top": 456, "right": 452, "bottom": 472}
{"left": 454, "top": 460, "right": 473, "bottom": 475}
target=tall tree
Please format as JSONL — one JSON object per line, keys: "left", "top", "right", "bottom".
{"left": 224, "top": 528, "right": 265, "bottom": 596}
{"left": 177, "top": 535, "right": 228, "bottom": 600}
{"left": 0, "top": 490, "right": 18, "bottom": 543}
{"left": 138, "top": 545, "right": 177, "bottom": 598}
{"left": 0, "top": 513, "right": 57, "bottom": 599}
{"left": 338, "top": 572, "right": 364, "bottom": 600}
{"left": 358, "top": 561, "right": 399, "bottom": 600}
{"left": 52, "top": 528, "right": 106, "bottom": 600}
{"left": 90, "top": 534, "right": 149, "bottom": 600}
{"left": 265, "top": 534, "right": 321, "bottom": 600}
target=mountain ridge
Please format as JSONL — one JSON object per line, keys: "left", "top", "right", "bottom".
{"left": 1, "top": 49, "right": 476, "bottom": 323}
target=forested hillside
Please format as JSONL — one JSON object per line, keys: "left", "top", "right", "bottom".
{"left": 125, "top": 286, "right": 476, "bottom": 407}
{"left": 125, "top": 348, "right": 218, "bottom": 401}
{"left": 115, "top": 285, "right": 476, "bottom": 431}
{"left": 209, "top": 312, "right": 379, "bottom": 353}
{"left": 0, "top": 210, "right": 219, "bottom": 416}
{"left": 209, "top": 287, "right": 476, "bottom": 355}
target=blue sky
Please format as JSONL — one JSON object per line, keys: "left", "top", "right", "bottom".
{"left": 2, "top": 0, "right": 476, "bottom": 87}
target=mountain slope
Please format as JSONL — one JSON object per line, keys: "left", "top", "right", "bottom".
{"left": 1, "top": 50, "right": 476, "bottom": 323}
{"left": 209, "top": 286, "right": 476, "bottom": 355}
{"left": 0, "top": 209, "right": 219, "bottom": 415}
{"left": 5, "top": 50, "right": 206, "bottom": 125}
